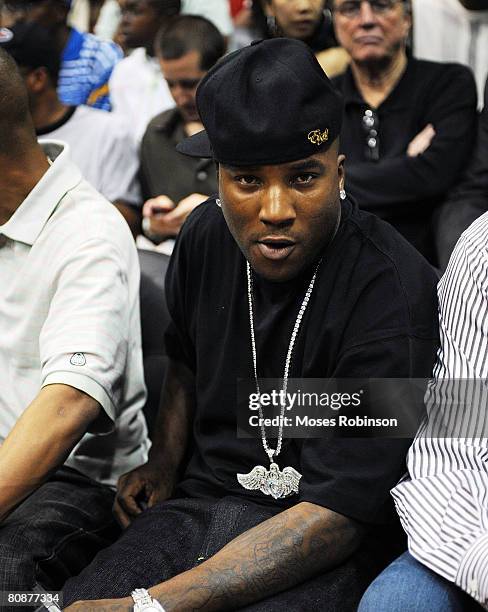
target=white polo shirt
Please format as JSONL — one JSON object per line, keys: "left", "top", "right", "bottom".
{"left": 0, "top": 141, "right": 149, "bottom": 487}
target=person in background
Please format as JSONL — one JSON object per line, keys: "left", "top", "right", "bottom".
{"left": 139, "top": 15, "right": 225, "bottom": 249}
{"left": 261, "top": 0, "right": 350, "bottom": 76}
{"left": 412, "top": 0, "right": 488, "bottom": 107}
{"left": 1, "top": 22, "right": 142, "bottom": 236}
{"left": 331, "top": 0, "right": 477, "bottom": 265}
{"left": 2, "top": 0, "right": 121, "bottom": 110}
{"left": 0, "top": 47, "right": 148, "bottom": 611}
{"left": 109, "top": 0, "right": 180, "bottom": 145}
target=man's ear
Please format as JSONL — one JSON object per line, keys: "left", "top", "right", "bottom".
{"left": 24, "top": 67, "right": 51, "bottom": 95}
{"left": 338, "top": 153, "right": 346, "bottom": 191}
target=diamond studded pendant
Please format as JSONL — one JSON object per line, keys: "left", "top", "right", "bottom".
{"left": 237, "top": 462, "right": 301, "bottom": 500}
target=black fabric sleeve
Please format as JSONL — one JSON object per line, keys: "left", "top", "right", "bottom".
{"left": 346, "top": 64, "right": 477, "bottom": 216}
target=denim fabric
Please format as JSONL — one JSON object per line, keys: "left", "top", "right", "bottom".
{"left": 64, "top": 496, "right": 387, "bottom": 611}
{"left": 358, "top": 551, "right": 483, "bottom": 612}
{"left": 0, "top": 466, "right": 118, "bottom": 612}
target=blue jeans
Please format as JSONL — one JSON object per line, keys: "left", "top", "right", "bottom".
{"left": 63, "top": 495, "right": 397, "bottom": 611}
{"left": 0, "top": 466, "right": 119, "bottom": 612}
{"left": 358, "top": 551, "right": 482, "bottom": 612}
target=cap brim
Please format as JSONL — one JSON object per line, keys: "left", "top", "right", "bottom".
{"left": 176, "top": 129, "right": 213, "bottom": 158}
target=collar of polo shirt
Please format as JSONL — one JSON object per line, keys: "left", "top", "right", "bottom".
{"left": 0, "top": 141, "right": 81, "bottom": 246}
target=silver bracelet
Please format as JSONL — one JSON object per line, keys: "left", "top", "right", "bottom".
{"left": 131, "top": 588, "right": 165, "bottom": 611}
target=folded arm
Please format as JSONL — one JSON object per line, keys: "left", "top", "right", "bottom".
{"left": 346, "top": 65, "right": 477, "bottom": 215}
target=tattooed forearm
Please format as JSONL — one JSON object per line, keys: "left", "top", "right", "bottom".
{"left": 150, "top": 501, "right": 363, "bottom": 611}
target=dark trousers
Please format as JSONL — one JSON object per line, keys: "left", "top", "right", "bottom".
{"left": 0, "top": 466, "right": 119, "bottom": 612}
{"left": 64, "top": 496, "right": 390, "bottom": 611}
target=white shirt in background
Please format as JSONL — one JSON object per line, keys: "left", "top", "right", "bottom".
{"left": 109, "top": 47, "right": 175, "bottom": 146}
{"left": 181, "top": 0, "right": 234, "bottom": 37}
{"left": 0, "top": 141, "right": 149, "bottom": 487}
{"left": 40, "top": 105, "right": 141, "bottom": 206}
{"left": 412, "top": 0, "right": 488, "bottom": 106}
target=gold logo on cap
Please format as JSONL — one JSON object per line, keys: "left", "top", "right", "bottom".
{"left": 308, "top": 129, "right": 329, "bottom": 146}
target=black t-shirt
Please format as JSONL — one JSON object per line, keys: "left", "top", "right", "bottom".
{"left": 165, "top": 197, "right": 439, "bottom": 525}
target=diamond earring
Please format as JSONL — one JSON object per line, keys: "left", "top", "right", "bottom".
{"left": 340, "top": 189, "right": 346, "bottom": 201}
{"left": 216, "top": 198, "right": 222, "bottom": 208}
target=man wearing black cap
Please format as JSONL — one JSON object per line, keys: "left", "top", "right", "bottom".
{"left": 63, "top": 38, "right": 439, "bottom": 612}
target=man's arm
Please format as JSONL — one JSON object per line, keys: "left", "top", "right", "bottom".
{"left": 67, "top": 502, "right": 363, "bottom": 612}
{"left": 0, "top": 384, "right": 99, "bottom": 522}
{"left": 113, "top": 358, "right": 195, "bottom": 528}
{"left": 149, "top": 502, "right": 363, "bottom": 611}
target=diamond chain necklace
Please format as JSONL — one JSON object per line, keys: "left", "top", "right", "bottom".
{"left": 236, "top": 259, "right": 321, "bottom": 499}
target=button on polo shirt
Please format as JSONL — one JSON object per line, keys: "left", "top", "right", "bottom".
{"left": 0, "top": 141, "right": 149, "bottom": 487}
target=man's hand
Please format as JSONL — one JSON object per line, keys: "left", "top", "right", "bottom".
{"left": 407, "top": 124, "right": 436, "bottom": 157}
{"left": 142, "top": 195, "right": 176, "bottom": 218}
{"left": 113, "top": 461, "right": 173, "bottom": 528}
{"left": 142, "top": 195, "right": 176, "bottom": 240}
{"left": 142, "top": 193, "right": 207, "bottom": 239}
{"left": 162, "top": 193, "right": 208, "bottom": 234}
{"left": 112, "top": 359, "right": 195, "bottom": 527}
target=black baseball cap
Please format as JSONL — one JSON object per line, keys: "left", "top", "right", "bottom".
{"left": 176, "top": 37, "right": 344, "bottom": 166}
{"left": 0, "top": 22, "right": 61, "bottom": 83}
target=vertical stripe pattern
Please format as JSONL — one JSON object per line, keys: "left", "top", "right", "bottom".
{"left": 393, "top": 212, "right": 488, "bottom": 606}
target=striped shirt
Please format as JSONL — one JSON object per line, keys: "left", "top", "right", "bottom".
{"left": 60, "top": 28, "right": 122, "bottom": 111}
{"left": 392, "top": 212, "right": 488, "bottom": 607}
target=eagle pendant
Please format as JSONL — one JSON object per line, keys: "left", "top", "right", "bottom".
{"left": 237, "top": 462, "right": 301, "bottom": 499}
